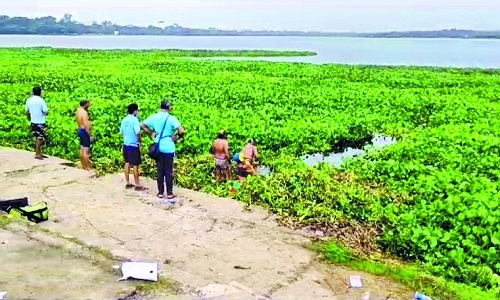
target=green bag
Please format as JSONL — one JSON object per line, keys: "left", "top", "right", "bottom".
{"left": 9, "top": 201, "right": 49, "bottom": 223}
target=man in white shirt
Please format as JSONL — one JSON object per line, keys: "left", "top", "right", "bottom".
{"left": 25, "top": 87, "right": 48, "bottom": 160}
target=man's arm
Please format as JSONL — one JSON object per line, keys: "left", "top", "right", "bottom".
{"left": 253, "top": 146, "right": 259, "bottom": 159}
{"left": 134, "top": 119, "right": 142, "bottom": 146}
{"left": 173, "top": 125, "right": 185, "bottom": 142}
{"left": 81, "top": 112, "right": 91, "bottom": 137}
{"left": 224, "top": 142, "right": 230, "bottom": 158}
{"left": 141, "top": 115, "right": 155, "bottom": 138}
{"left": 42, "top": 100, "right": 48, "bottom": 116}
{"left": 25, "top": 102, "right": 30, "bottom": 121}
{"left": 171, "top": 117, "right": 185, "bottom": 142}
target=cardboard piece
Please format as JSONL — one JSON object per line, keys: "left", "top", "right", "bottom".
{"left": 349, "top": 275, "right": 363, "bottom": 288}
{"left": 118, "top": 262, "right": 158, "bottom": 282}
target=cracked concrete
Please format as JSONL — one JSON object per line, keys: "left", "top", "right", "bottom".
{"left": 0, "top": 147, "right": 412, "bottom": 300}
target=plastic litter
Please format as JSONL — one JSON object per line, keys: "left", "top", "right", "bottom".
{"left": 414, "top": 292, "right": 432, "bottom": 300}
{"left": 0, "top": 291, "right": 7, "bottom": 300}
{"left": 118, "top": 261, "right": 158, "bottom": 282}
{"left": 349, "top": 275, "right": 363, "bottom": 288}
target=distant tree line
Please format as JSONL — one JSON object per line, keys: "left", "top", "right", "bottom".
{"left": 0, "top": 15, "right": 499, "bottom": 39}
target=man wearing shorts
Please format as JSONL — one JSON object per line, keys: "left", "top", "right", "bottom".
{"left": 212, "top": 130, "right": 231, "bottom": 183}
{"left": 120, "top": 103, "right": 146, "bottom": 191}
{"left": 25, "top": 87, "right": 48, "bottom": 160}
{"left": 76, "top": 100, "right": 92, "bottom": 170}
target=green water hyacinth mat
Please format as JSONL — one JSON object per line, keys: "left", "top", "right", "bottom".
{"left": 1, "top": 48, "right": 500, "bottom": 292}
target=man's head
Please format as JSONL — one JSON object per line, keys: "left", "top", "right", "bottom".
{"left": 217, "top": 130, "right": 227, "bottom": 139}
{"left": 160, "top": 100, "right": 171, "bottom": 111}
{"left": 128, "top": 103, "right": 139, "bottom": 116}
{"left": 80, "top": 100, "right": 90, "bottom": 111}
{"left": 33, "top": 86, "right": 42, "bottom": 97}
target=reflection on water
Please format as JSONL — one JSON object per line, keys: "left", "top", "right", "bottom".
{"left": 301, "top": 134, "right": 397, "bottom": 168}
{"left": 256, "top": 165, "right": 272, "bottom": 176}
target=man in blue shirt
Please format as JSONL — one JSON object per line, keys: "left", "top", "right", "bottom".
{"left": 120, "top": 103, "right": 146, "bottom": 191}
{"left": 141, "top": 101, "right": 185, "bottom": 199}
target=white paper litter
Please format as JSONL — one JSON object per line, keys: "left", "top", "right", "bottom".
{"left": 349, "top": 275, "right": 363, "bottom": 288}
{"left": 118, "top": 262, "right": 158, "bottom": 282}
{"left": 0, "top": 291, "right": 7, "bottom": 300}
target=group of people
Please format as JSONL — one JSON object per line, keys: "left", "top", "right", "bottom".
{"left": 212, "top": 130, "right": 259, "bottom": 184}
{"left": 24, "top": 87, "right": 258, "bottom": 200}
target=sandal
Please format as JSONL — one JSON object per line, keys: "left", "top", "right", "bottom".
{"left": 157, "top": 194, "right": 164, "bottom": 199}
{"left": 135, "top": 186, "right": 147, "bottom": 191}
{"left": 125, "top": 184, "right": 135, "bottom": 189}
{"left": 166, "top": 194, "right": 176, "bottom": 199}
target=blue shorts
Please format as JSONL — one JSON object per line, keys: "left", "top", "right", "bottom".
{"left": 78, "top": 129, "right": 91, "bottom": 148}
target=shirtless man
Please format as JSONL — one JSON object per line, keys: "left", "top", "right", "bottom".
{"left": 212, "top": 130, "right": 231, "bottom": 183}
{"left": 237, "top": 139, "right": 259, "bottom": 181}
{"left": 76, "top": 100, "right": 92, "bottom": 170}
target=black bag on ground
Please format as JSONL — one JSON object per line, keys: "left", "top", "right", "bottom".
{"left": 0, "top": 197, "right": 28, "bottom": 212}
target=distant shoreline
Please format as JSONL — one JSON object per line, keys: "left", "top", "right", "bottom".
{"left": 1, "top": 15, "right": 499, "bottom": 39}
{"left": 1, "top": 33, "right": 499, "bottom": 40}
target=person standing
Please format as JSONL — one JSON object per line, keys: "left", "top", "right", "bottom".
{"left": 25, "top": 86, "right": 48, "bottom": 160}
{"left": 120, "top": 103, "right": 146, "bottom": 191}
{"left": 212, "top": 130, "right": 231, "bottom": 183}
{"left": 141, "top": 101, "right": 185, "bottom": 199}
{"left": 76, "top": 100, "right": 92, "bottom": 170}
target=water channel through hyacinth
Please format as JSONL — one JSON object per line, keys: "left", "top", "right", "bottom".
{"left": 256, "top": 134, "right": 397, "bottom": 176}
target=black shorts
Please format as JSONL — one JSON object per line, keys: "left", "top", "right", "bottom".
{"left": 123, "top": 145, "right": 142, "bottom": 166}
{"left": 78, "top": 129, "right": 91, "bottom": 148}
{"left": 31, "top": 123, "right": 47, "bottom": 141}
{"left": 237, "top": 165, "right": 248, "bottom": 178}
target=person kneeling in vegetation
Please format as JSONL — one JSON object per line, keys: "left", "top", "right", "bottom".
{"left": 141, "top": 101, "right": 185, "bottom": 199}
{"left": 120, "top": 103, "right": 146, "bottom": 191}
{"left": 212, "top": 130, "right": 231, "bottom": 184}
{"left": 236, "top": 139, "right": 259, "bottom": 182}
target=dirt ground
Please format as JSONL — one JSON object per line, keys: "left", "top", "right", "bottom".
{"left": 0, "top": 223, "right": 135, "bottom": 300}
{"left": 0, "top": 147, "right": 413, "bottom": 300}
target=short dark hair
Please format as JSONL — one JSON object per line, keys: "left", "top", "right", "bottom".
{"left": 80, "top": 100, "right": 89, "bottom": 107}
{"left": 33, "top": 87, "right": 42, "bottom": 96}
{"left": 128, "top": 103, "right": 138, "bottom": 114}
{"left": 160, "top": 101, "right": 171, "bottom": 110}
{"left": 217, "top": 130, "right": 227, "bottom": 139}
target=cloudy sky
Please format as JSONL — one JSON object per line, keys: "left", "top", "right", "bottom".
{"left": 3, "top": 0, "right": 499, "bottom": 32}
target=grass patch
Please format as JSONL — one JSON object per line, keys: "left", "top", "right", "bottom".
{"left": 134, "top": 277, "right": 177, "bottom": 295}
{"left": 315, "top": 241, "right": 500, "bottom": 300}
{"left": 1, "top": 47, "right": 317, "bottom": 57}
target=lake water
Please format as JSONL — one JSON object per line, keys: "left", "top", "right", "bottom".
{"left": 1, "top": 35, "right": 499, "bottom": 68}
{"left": 254, "top": 134, "right": 397, "bottom": 176}
{"left": 301, "top": 134, "right": 397, "bottom": 168}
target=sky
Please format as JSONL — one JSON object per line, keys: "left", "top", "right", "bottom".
{"left": 3, "top": 0, "right": 500, "bottom": 32}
